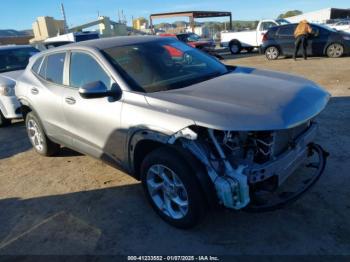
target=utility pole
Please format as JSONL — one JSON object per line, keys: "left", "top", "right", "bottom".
{"left": 61, "top": 3, "right": 69, "bottom": 33}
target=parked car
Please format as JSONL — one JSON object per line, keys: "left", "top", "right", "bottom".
{"left": 329, "top": 20, "right": 350, "bottom": 33}
{"left": 262, "top": 23, "right": 350, "bottom": 60}
{"left": 220, "top": 19, "right": 287, "bottom": 54}
{"left": 159, "top": 33, "right": 221, "bottom": 59}
{"left": 16, "top": 36, "right": 329, "bottom": 228}
{"left": 0, "top": 45, "right": 39, "bottom": 126}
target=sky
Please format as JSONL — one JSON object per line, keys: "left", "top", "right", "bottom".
{"left": 2, "top": 0, "right": 350, "bottom": 30}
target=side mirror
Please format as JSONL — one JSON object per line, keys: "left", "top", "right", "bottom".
{"left": 79, "top": 81, "right": 121, "bottom": 99}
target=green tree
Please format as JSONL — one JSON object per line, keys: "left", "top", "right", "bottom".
{"left": 278, "top": 10, "right": 303, "bottom": 19}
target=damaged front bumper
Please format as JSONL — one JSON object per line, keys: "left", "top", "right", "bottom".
{"left": 246, "top": 122, "right": 318, "bottom": 186}
{"left": 171, "top": 122, "right": 328, "bottom": 211}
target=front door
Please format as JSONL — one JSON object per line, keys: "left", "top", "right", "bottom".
{"left": 62, "top": 51, "right": 124, "bottom": 163}
{"left": 307, "top": 25, "right": 330, "bottom": 56}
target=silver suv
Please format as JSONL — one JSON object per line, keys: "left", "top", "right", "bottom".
{"left": 16, "top": 36, "right": 329, "bottom": 228}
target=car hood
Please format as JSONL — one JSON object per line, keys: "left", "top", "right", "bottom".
{"left": 0, "top": 70, "right": 23, "bottom": 88}
{"left": 145, "top": 67, "right": 330, "bottom": 131}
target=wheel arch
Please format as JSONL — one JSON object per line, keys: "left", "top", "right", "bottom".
{"left": 18, "top": 99, "right": 48, "bottom": 134}
{"left": 129, "top": 130, "right": 218, "bottom": 208}
{"left": 229, "top": 39, "right": 241, "bottom": 45}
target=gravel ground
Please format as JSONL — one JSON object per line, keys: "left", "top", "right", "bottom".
{"left": 0, "top": 54, "right": 349, "bottom": 255}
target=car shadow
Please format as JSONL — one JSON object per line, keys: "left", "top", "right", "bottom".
{"left": 0, "top": 120, "right": 31, "bottom": 159}
{"left": 56, "top": 147, "right": 83, "bottom": 157}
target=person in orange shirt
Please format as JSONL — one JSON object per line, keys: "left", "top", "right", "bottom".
{"left": 293, "top": 20, "right": 313, "bottom": 60}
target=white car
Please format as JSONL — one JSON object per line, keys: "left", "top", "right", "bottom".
{"left": 0, "top": 45, "right": 39, "bottom": 126}
{"left": 220, "top": 19, "right": 289, "bottom": 54}
{"left": 330, "top": 20, "right": 350, "bottom": 33}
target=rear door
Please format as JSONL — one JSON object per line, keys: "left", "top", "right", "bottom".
{"left": 29, "top": 52, "right": 69, "bottom": 144}
{"left": 275, "top": 25, "right": 296, "bottom": 55}
{"left": 62, "top": 51, "right": 123, "bottom": 162}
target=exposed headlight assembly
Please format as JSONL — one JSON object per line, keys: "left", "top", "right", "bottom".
{"left": 0, "top": 85, "right": 14, "bottom": 96}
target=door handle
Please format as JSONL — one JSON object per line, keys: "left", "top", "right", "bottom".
{"left": 31, "top": 87, "right": 39, "bottom": 95}
{"left": 65, "top": 97, "right": 76, "bottom": 105}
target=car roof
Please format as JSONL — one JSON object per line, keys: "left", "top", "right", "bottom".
{"left": 58, "top": 35, "right": 164, "bottom": 50}
{"left": 0, "top": 45, "right": 34, "bottom": 51}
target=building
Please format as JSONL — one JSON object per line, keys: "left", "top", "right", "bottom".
{"left": 286, "top": 8, "right": 350, "bottom": 24}
{"left": 31, "top": 16, "right": 65, "bottom": 43}
{"left": 31, "top": 16, "right": 128, "bottom": 44}
{"left": 133, "top": 17, "right": 148, "bottom": 30}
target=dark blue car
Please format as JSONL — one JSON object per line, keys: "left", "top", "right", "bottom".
{"left": 261, "top": 23, "right": 350, "bottom": 60}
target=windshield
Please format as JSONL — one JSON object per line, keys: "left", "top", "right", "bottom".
{"left": 102, "top": 39, "right": 228, "bottom": 93}
{"left": 0, "top": 47, "right": 39, "bottom": 73}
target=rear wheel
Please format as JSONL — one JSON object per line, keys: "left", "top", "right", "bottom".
{"left": 141, "top": 147, "right": 207, "bottom": 229}
{"left": 0, "top": 110, "right": 11, "bottom": 127}
{"left": 265, "top": 46, "right": 280, "bottom": 60}
{"left": 229, "top": 40, "right": 241, "bottom": 54}
{"left": 25, "top": 112, "right": 60, "bottom": 156}
{"left": 326, "top": 43, "right": 344, "bottom": 58}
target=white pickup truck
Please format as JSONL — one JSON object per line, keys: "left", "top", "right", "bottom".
{"left": 221, "top": 19, "right": 287, "bottom": 54}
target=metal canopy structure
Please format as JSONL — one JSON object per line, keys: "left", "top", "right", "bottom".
{"left": 150, "top": 11, "right": 232, "bottom": 33}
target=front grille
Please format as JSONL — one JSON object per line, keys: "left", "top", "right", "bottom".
{"left": 273, "top": 121, "right": 310, "bottom": 156}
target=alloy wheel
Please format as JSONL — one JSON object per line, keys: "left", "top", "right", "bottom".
{"left": 327, "top": 44, "right": 343, "bottom": 58}
{"left": 27, "top": 119, "right": 44, "bottom": 151}
{"left": 146, "top": 164, "right": 189, "bottom": 219}
{"left": 266, "top": 47, "right": 279, "bottom": 60}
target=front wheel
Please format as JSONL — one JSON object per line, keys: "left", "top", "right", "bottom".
{"left": 326, "top": 43, "right": 344, "bottom": 58}
{"left": 25, "top": 112, "right": 60, "bottom": 156}
{"left": 265, "top": 46, "right": 280, "bottom": 60}
{"left": 141, "top": 147, "right": 207, "bottom": 229}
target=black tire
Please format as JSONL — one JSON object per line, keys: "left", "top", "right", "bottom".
{"left": 0, "top": 110, "right": 11, "bottom": 127}
{"left": 326, "top": 43, "right": 344, "bottom": 58}
{"left": 265, "top": 46, "right": 280, "bottom": 60}
{"left": 229, "top": 40, "right": 241, "bottom": 54}
{"left": 25, "top": 112, "right": 60, "bottom": 156}
{"left": 141, "top": 147, "right": 207, "bottom": 229}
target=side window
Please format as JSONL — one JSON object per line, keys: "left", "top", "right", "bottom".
{"left": 69, "top": 52, "right": 112, "bottom": 89}
{"left": 38, "top": 53, "right": 66, "bottom": 85}
{"left": 277, "top": 26, "right": 295, "bottom": 36}
{"left": 32, "top": 57, "right": 43, "bottom": 74}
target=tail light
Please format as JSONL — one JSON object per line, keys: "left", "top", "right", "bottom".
{"left": 262, "top": 33, "right": 269, "bottom": 42}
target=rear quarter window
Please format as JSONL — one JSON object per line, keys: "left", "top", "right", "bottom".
{"left": 32, "top": 57, "right": 43, "bottom": 74}
{"left": 38, "top": 53, "right": 66, "bottom": 85}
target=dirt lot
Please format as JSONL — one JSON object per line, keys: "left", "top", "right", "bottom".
{"left": 0, "top": 54, "right": 349, "bottom": 255}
